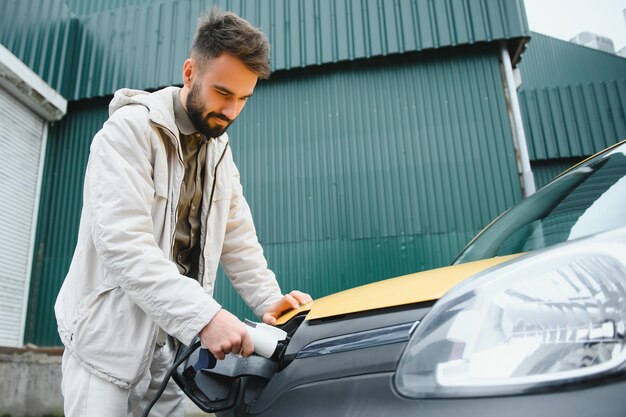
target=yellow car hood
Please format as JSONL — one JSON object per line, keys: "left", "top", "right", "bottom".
{"left": 277, "top": 254, "right": 521, "bottom": 324}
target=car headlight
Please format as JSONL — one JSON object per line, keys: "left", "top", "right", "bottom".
{"left": 394, "top": 228, "right": 626, "bottom": 398}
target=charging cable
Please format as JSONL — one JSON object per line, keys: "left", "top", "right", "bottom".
{"left": 141, "top": 340, "right": 201, "bottom": 417}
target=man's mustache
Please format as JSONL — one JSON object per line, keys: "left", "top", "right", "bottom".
{"left": 207, "top": 112, "right": 232, "bottom": 123}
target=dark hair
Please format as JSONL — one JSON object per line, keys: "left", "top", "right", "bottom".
{"left": 191, "top": 8, "right": 271, "bottom": 79}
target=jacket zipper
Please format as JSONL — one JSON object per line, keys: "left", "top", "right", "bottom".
{"left": 199, "top": 141, "right": 230, "bottom": 287}
{"left": 148, "top": 119, "right": 184, "bottom": 261}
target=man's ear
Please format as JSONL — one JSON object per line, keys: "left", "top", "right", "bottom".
{"left": 182, "top": 58, "right": 194, "bottom": 87}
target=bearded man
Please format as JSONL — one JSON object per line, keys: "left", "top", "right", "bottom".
{"left": 55, "top": 8, "right": 311, "bottom": 416}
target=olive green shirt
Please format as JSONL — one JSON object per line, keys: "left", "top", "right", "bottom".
{"left": 172, "top": 88, "right": 208, "bottom": 280}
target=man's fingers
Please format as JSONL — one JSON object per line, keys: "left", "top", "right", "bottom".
{"left": 199, "top": 309, "right": 252, "bottom": 361}
{"left": 283, "top": 293, "right": 300, "bottom": 310}
{"left": 263, "top": 312, "right": 277, "bottom": 325}
{"left": 241, "top": 332, "right": 254, "bottom": 357}
{"left": 289, "top": 290, "right": 313, "bottom": 305}
{"left": 259, "top": 290, "right": 314, "bottom": 326}
{"left": 211, "top": 348, "right": 225, "bottom": 361}
{"left": 230, "top": 339, "right": 242, "bottom": 356}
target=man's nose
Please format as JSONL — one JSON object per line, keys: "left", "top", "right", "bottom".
{"left": 221, "top": 100, "right": 240, "bottom": 121}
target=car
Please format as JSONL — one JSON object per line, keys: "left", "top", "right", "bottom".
{"left": 172, "top": 139, "right": 626, "bottom": 417}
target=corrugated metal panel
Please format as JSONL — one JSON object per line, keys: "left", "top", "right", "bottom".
{"left": 25, "top": 98, "right": 109, "bottom": 346}
{"left": 234, "top": 48, "right": 520, "bottom": 245}
{"left": 520, "top": 79, "right": 626, "bottom": 160}
{"left": 519, "top": 33, "right": 626, "bottom": 90}
{"left": 62, "top": 0, "right": 164, "bottom": 16}
{"left": 0, "top": 0, "right": 78, "bottom": 98}
{"left": 0, "top": 90, "right": 46, "bottom": 347}
{"left": 531, "top": 158, "right": 581, "bottom": 189}
{"left": 3, "top": 0, "right": 529, "bottom": 101}
{"left": 27, "top": 47, "right": 521, "bottom": 344}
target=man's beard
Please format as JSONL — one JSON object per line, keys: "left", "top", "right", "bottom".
{"left": 186, "top": 83, "right": 234, "bottom": 138}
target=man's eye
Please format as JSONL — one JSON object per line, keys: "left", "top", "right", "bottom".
{"left": 216, "top": 90, "right": 228, "bottom": 96}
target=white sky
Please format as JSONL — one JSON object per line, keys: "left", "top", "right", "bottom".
{"left": 524, "top": 0, "right": 626, "bottom": 51}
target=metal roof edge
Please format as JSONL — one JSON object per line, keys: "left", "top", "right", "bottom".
{"left": 530, "top": 31, "right": 626, "bottom": 60}
{"left": 509, "top": 36, "right": 531, "bottom": 66}
{"left": 0, "top": 44, "right": 67, "bottom": 121}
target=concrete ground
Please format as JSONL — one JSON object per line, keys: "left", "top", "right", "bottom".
{"left": 0, "top": 346, "right": 213, "bottom": 417}
{"left": 0, "top": 347, "right": 64, "bottom": 416}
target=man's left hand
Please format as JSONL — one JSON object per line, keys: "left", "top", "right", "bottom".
{"left": 262, "top": 290, "right": 313, "bottom": 325}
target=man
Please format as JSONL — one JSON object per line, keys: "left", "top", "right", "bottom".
{"left": 55, "top": 9, "right": 311, "bottom": 416}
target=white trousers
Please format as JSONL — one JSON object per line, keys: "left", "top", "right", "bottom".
{"left": 61, "top": 339, "right": 184, "bottom": 417}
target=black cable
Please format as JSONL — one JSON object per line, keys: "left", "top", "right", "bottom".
{"left": 141, "top": 340, "right": 201, "bottom": 417}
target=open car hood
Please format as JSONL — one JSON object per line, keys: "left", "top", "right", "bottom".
{"left": 277, "top": 254, "right": 521, "bottom": 324}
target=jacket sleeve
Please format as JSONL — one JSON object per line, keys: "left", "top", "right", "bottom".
{"left": 219, "top": 159, "right": 283, "bottom": 318}
{"left": 86, "top": 105, "right": 221, "bottom": 345}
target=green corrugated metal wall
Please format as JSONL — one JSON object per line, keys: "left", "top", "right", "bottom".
{"left": 2, "top": 0, "right": 529, "bottom": 101}
{"left": 0, "top": 0, "right": 78, "bottom": 98}
{"left": 517, "top": 32, "right": 626, "bottom": 187}
{"left": 531, "top": 158, "right": 581, "bottom": 189}
{"left": 25, "top": 98, "right": 109, "bottom": 345}
{"left": 62, "top": 0, "right": 160, "bottom": 16}
{"left": 519, "top": 33, "right": 626, "bottom": 90}
{"left": 520, "top": 80, "right": 626, "bottom": 160}
{"left": 27, "top": 46, "right": 521, "bottom": 345}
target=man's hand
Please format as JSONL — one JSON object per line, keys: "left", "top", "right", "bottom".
{"left": 262, "top": 290, "right": 313, "bottom": 325}
{"left": 199, "top": 309, "right": 253, "bottom": 360}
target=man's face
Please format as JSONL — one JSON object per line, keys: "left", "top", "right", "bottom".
{"left": 183, "top": 53, "right": 258, "bottom": 138}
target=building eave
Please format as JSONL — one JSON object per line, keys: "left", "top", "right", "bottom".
{"left": 0, "top": 44, "right": 67, "bottom": 121}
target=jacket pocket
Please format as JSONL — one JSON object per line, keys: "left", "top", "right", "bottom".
{"left": 71, "top": 286, "right": 156, "bottom": 386}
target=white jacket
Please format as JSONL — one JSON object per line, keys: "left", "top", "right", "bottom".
{"left": 54, "top": 87, "right": 282, "bottom": 388}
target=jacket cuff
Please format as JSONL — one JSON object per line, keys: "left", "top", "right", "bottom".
{"left": 177, "top": 299, "right": 222, "bottom": 345}
{"left": 254, "top": 292, "right": 284, "bottom": 319}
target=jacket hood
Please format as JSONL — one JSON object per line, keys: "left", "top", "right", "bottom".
{"left": 109, "top": 88, "right": 179, "bottom": 137}
{"left": 109, "top": 88, "right": 152, "bottom": 114}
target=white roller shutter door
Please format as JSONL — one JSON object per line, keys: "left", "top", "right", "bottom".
{"left": 0, "top": 89, "right": 46, "bottom": 347}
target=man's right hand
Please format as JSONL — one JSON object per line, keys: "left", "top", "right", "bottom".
{"left": 199, "top": 309, "right": 254, "bottom": 360}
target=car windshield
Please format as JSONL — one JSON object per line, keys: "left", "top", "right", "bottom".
{"left": 454, "top": 142, "right": 626, "bottom": 264}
